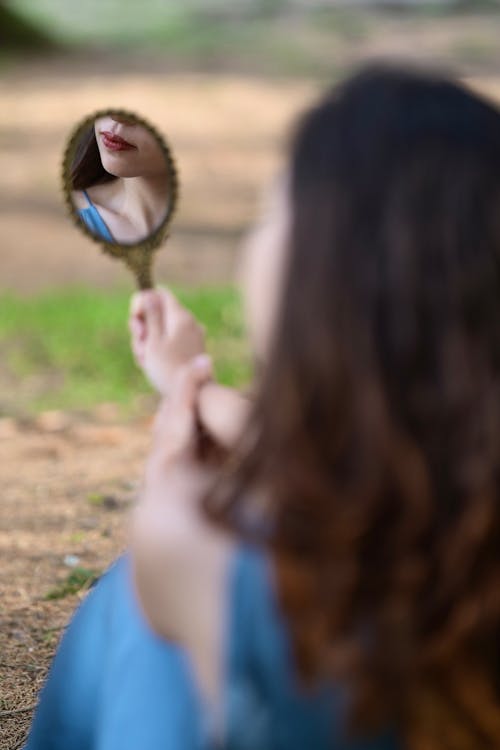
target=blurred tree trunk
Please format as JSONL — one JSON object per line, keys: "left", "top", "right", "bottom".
{"left": 0, "top": 2, "right": 55, "bottom": 50}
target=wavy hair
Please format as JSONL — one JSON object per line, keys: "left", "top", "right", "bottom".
{"left": 205, "top": 65, "right": 500, "bottom": 747}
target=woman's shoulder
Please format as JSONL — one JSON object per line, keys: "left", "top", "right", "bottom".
{"left": 71, "top": 189, "right": 88, "bottom": 211}
{"left": 72, "top": 182, "right": 116, "bottom": 212}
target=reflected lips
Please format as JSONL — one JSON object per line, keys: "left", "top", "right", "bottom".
{"left": 100, "top": 131, "right": 135, "bottom": 152}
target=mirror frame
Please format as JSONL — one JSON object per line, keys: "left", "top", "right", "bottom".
{"left": 62, "top": 108, "right": 179, "bottom": 288}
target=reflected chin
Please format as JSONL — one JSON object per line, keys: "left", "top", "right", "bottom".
{"left": 100, "top": 152, "right": 141, "bottom": 178}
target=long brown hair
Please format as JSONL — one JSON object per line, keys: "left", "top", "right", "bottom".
{"left": 205, "top": 65, "right": 500, "bottom": 747}
{"left": 70, "top": 125, "right": 115, "bottom": 191}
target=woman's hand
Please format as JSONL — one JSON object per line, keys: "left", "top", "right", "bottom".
{"left": 129, "top": 286, "right": 251, "bottom": 451}
{"left": 129, "top": 288, "right": 206, "bottom": 397}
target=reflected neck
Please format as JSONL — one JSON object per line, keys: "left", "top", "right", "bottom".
{"left": 120, "top": 174, "right": 170, "bottom": 238}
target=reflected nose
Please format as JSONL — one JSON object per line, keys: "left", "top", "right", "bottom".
{"left": 111, "top": 114, "right": 136, "bottom": 126}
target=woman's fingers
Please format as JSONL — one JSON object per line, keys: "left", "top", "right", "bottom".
{"left": 130, "top": 290, "right": 151, "bottom": 326}
{"left": 129, "top": 287, "right": 207, "bottom": 397}
{"left": 152, "top": 355, "right": 213, "bottom": 462}
{"left": 157, "top": 286, "right": 184, "bottom": 323}
{"left": 131, "top": 287, "right": 178, "bottom": 336}
{"left": 130, "top": 290, "right": 167, "bottom": 343}
{"left": 129, "top": 294, "right": 150, "bottom": 365}
{"left": 129, "top": 315, "right": 146, "bottom": 343}
{"left": 143, "top": 292, "right": 165, "bottom": 343}
{"left": 131, "top": 287, "right": 203, "bottom": 347}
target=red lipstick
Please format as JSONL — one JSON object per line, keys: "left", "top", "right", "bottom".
{"left": 100, "top": 131, "right": 135, "bottom": 152}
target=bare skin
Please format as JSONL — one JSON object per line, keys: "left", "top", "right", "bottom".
{"left": 73, "top": 115, "right": 170, "bottom": 244}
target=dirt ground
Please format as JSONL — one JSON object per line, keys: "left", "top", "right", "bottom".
{"left": 3, "top": 37, "right": 500, "bottom": 747}
{"left": 0, "top": 406, "right": 153, "bottom": 749}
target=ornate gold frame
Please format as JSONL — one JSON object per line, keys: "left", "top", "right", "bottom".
{"left": 62, "top": 108, "right": 179, "bottom": 289}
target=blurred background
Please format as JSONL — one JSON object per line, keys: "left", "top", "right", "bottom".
{"left": 3, "top": 5, "right": 500, "bottom": 746}
{"left": 2, "top": 0, "right": 500, "bottom": 414}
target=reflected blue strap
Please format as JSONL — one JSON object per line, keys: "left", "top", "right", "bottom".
{"left": 78, "top": 190, "right": 114, "bottom": 242}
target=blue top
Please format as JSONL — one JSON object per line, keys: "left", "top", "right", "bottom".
{"left": 77, "top": 190, "right": 114, "bottom": 243}
{"left": 25, "top": 550, "right": 400, "bottom": 750}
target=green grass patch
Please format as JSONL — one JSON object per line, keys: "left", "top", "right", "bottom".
{"left": 44, "top": 567, "right": 100, "bottom": 600}
{"left": 87, "top": 492, "right": 106, "bottom": 506}
{"left": 0, "top": 286, "right": 250, "bottom": 415}
{"left": 68, "top": 531, "right": 86, "bottom": 544}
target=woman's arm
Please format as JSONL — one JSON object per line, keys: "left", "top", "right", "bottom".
{"left": 198, "top": 382, "right": 251, "bottom": 448}
{"left": 129, "top": 288, "right": 251, "bottom": 448}
{"left": 131, "top": 358, "right": 235, "bottom": 712}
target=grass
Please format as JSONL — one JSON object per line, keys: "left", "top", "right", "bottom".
{"left": 0, "top": 286, "right": 250, "bottom": 416}
{"left": 44, "top": 567, "right": 100, "bottom": 600}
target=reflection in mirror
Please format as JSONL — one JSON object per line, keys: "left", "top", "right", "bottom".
{"left": 62, "top": 109, "right": 178, "bottom": 288}
{"left": 70, "top": 113, "right": 173, "bottom": 245}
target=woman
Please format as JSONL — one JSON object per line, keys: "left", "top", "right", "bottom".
{"left": 71, "top": 114, "right": 171, "bottom": 244}
{"left": 27, "top": 65, "right": 500, "bottom": 749}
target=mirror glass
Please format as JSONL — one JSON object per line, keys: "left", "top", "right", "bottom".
{"left": 62, "top": 109, "right": 178, "bottom": 287}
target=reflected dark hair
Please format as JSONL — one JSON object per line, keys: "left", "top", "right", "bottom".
{"left": 70, "top": 125, "right": 115, "bottom": 191}
{"left": 206, "top": 65, "right": 500, "bottom": 746}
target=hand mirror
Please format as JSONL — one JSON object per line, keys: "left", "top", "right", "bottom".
{"left": 62, "top": 109, "right": 178, "bottom": 289}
